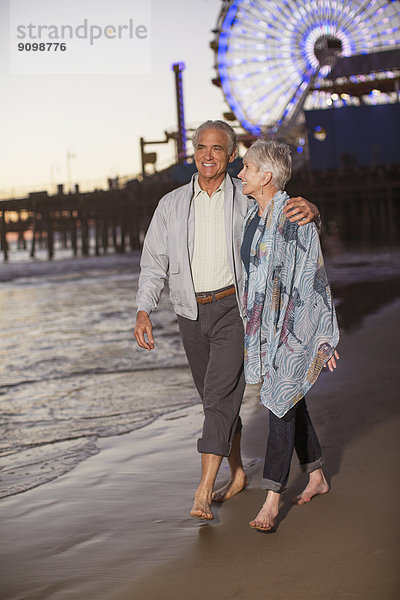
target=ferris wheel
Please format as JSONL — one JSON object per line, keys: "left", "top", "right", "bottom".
{"left": 212, "top": 0, "right": 400, "bottom": 135}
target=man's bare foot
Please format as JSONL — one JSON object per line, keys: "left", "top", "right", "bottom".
{"left": 190, "top": 495, "right": 214, "bottom": 520}
{"left": 190, "top": 453, "right": 223, "bottom": 520}
{"left": 293, "top": 469, "right": 330, "bottom": 505}
{"left": 249, "top": 490, "right": 279, "bottom": 531}
{"left": 212, "top": 470, "right": 248, "bottom": 503}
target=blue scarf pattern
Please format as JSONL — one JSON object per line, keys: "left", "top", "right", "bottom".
{"left": 242, "top": 190, "right": 340, "bottom": 417}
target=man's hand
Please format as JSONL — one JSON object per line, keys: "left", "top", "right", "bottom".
{"left": 283, "top": 196, "right": 319, "bottom": 226}
{"left": 134, "top": 311, "right": 155, "bottom": 350}
{"left": 325, "top": 350, "right": 339, "bottom": 373}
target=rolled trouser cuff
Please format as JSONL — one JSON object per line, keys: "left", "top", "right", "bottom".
{"left": 300, "top": 456, "right": 323, "bottom": 474}
{"left": 197, "top": 437, "right": 231, "bottom": 457}
{"left": 261, "top": 477, "right": 286, "bottom": 494}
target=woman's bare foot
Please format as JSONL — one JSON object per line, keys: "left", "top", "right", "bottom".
{"left": 190, "top": 491, "right": 214, "bottom": 520}
{"left": 293, "top": 468, "right": 330, "bottom": 505}
{"left": 249, "top": 490, "right": 280, "bottom": 531}
{"left": 212, "top": 469, "right": 248, "bottom": 503}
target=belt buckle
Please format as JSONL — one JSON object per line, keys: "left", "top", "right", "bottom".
{"left": 196, "top": 291, "right": 213, "bottom": 304}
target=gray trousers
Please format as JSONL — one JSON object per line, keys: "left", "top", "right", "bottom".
{"left": 177, "top": 293, "right": 245, "bottom": 456}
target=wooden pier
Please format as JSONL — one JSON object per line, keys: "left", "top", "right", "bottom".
{"left": 1, "top": 164, "right": 399, "bottom": 262}
{"left": 286, "top": 164, "right": 400, "bottom": 247}
{"left": 0, "top": 172, "right": 177, "bottom": 262}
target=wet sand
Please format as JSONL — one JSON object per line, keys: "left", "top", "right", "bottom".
{"left": 1, "top": 299, "right": 399, "bottom": 599}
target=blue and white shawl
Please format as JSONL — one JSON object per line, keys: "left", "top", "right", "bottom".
{"left": 242, "top": 190, "right": 340, "bottom": 417}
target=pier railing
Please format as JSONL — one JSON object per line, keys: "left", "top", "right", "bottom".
{"left": 1, "top": 165, "right": 399, "bottom": 262}
{"left": 286, "top": 165, "right": 400, "bottom": 246}
{"left": 0, "top": 172, "right": 176, "bottom": 261}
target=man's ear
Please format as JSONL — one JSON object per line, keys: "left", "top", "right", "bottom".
{"left": 228, "top": 149, "right": 237, "bottom": 163}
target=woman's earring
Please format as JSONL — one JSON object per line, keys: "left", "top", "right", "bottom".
{"left": 261, "top": 185, "right": 264, "bottom": 195}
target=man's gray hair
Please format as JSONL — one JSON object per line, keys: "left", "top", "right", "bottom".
{"left": 244, "top": 138, "right": 292, "bottom": 190}
{"left": 192, "top": 120, "right": 237, "bottom": 155}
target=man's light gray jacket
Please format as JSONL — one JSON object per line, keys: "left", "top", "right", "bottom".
{"left": 137, "top": 173, "right": 250, "bottom": 320}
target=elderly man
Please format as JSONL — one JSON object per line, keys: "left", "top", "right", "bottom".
{"left": 134, "top": 120, "right": 319, "bottom": 520}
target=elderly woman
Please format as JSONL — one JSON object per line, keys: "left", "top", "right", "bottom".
{"left": 238, "top": 139, "right": 339, "bottom": 531}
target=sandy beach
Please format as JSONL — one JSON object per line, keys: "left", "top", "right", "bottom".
{"left": 1, "top": 289, "right": 399, "bottom": 599}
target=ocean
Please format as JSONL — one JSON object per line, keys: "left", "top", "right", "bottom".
{"left": 0, "top": 249, "right": 198, "bottom": 499}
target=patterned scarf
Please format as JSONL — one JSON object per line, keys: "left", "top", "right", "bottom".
{"left": 242, "top": 190, "right": 339, "bottom": 417}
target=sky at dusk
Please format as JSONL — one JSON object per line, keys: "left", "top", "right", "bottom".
{"left": 0, "top": 0, "right": 228, "bottom": 197}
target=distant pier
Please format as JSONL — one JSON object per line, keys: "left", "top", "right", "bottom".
{"left": 287, "top": 164, "right": 400, "bottom": 248}
{"left": 1, "top": 164, "right": 399, "bottom": 262}
{"left": 0, "top": 173, "right": 177, "bottom": 262}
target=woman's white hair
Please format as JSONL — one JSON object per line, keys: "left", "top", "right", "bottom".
{"left": 244, "top": 138, "right": 292, "bottom": 190}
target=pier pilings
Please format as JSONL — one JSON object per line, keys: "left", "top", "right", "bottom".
{"left": 1, "top": 166, "right": 399, "bottom": 262}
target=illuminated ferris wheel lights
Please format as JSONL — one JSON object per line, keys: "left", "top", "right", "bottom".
{"left": 239, "top": 87, "right": 255, "bottom": 97}
{"left": 239, "top": 42, "right": 269, "bottom": 50}
{"left": 214, "top": 0, "right": 400, "bottom": 135}
{"left": 320, "top": 66, "right": 332, "bottom": 76}
{"left": 231, "top": 73, "right": 251, "bottom": 81}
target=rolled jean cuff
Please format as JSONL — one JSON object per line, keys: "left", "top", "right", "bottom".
{"left": 197, "top": 437, "right": 231, "bottom": 457}
{"left": 300, "top": 456, "right": 323, "bottom": 474}
{"left": 261, "top": 477, "right": 286, "bottom": 494}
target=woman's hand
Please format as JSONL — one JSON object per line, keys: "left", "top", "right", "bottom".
{"left": 325, "top": 350, "right": 339, "bottom": 372}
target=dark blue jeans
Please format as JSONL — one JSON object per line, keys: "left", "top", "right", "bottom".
{"left": 262, "top": 398, "right": 323, "bottom": 493}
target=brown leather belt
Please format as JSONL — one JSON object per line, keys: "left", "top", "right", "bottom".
{"left": 196, "top": 285, "right": 236, "bottom": 305}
